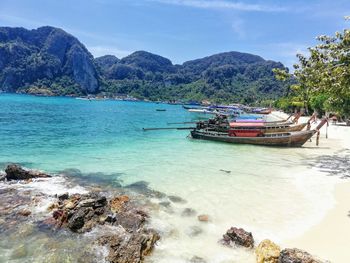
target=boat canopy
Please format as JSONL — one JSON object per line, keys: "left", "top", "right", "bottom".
{"left": 229, "top": 122, "right": 264, "bottom": 128}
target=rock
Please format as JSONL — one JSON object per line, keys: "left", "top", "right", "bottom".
{"left": 47, "top": 202, "right": 59, "bottom": 211}
{"left": 279, "top": 248, "right": 325, "bottom": 263}
{"left": 64, "top": 200, "right": 78, "bottom": 210}
{"left": 221, "top": 227, "right": 254, "bottom": 248}
{"left": 110, "top": 195, "right": 129, "bottom": 213}
{"left": 168, "top": 195, "right": 187, "bottom": 203}
{"left": 256, "top": 239, "right": 280, "bottom": 263}
{"left": 5, "top": 164, "right": 51, "bottom": 180}
{"left": 187, "top": 226, "right": 203, "bottom": 237}
{"left": 125, "top": 181, "right": 166, "bottom": 198}
{"left": 17, "top": 208, "right": 31, "bottom": 216}
{"left": 182, "top": 208, "right": 196, "bottom": 217}
{"left": 197, "top": 214, "right": 210, "bottom": 222}
{"left": 114, "top": 209, "right": 146, "bottom": 231}
{"left": 189, "top": 256, "right": 207, "bottom": 263}
{"left": 97, "top": 229, "right": 160, "bottom": 263}
{"left": 159, "top": 201, "right": 171, "bottom": 208}
{"left": 58, "top": 192, "right": 69, "bottom": 201}
{"left": 94, "top": 196, "right": 107, "bottom": 207}
{"left": 78, "top": 198, "right": 96, "bottom": 207}
{"left": 68, "top": 208, "right": 87, "bottom": 232}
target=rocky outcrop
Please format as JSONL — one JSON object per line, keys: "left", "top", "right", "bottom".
{"left": 0, "top": 26, "right": 99, "bottom": 95}
{"left": 279, "top": 248, "right": 325, "bottom": 263}
{"left": 97, "top": 229, "right": 160, "bottom": 263}
{"left": 256, "top": 239, "right": 280, "bottom": 263}
{"left": 220, "top": 227, "right": 254, "bottom": 248}
{"left": 44, "top": 191, "right": 159, "bottom": 262}
{"left": 4, "top": 164, "right": 51, "bottom": 180}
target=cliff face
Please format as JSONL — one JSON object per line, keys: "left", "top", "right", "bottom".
{"left": 0, "top": 26, "right": 99, "bottom": 95}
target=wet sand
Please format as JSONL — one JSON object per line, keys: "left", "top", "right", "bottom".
{"left": 272, "top": 111, "right": 350, "bottom": 262}
{"left": 285, "top": 181, "right": 350, "bottom": 263}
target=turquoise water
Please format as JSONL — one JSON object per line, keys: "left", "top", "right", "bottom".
{"left": 0, "top": 94, "right": 340, "bottom": 262}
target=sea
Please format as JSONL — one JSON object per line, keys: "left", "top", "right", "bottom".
{"left": 0, "top": 93, "right": 342, "bottom": 263}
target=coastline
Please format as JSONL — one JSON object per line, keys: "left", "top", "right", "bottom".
{"left": 272, "top": 111, "right": 350, "bottom": 262}
{"left": 285, "top": 180, "right": 350, "bottom": 263}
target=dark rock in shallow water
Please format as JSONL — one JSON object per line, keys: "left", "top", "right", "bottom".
{"left": 125, "top": 181, "right": 166, "bottom": 198}
{"left": 189, "top": 256, "right": 207, "bottom": 263}
{"left": 220, "top": 227, "right": 254, "bottom": 248}
{"left": 182, "top": 208, "right": 196, "bottom": 217}
{"left": 168, "top": 195, "right": 187, "bottom": 203}
{"left": 159, "top": 201, "right": 171, "bottom": 208}
{"left": 1, "top": 165, "right": 160, "bottom": 263}
{"left": 67, "top": 208, "right": 90, "bottom": 232}
{"left": 58, "top": 192, "right": 69, "bottom": 201}
{"left": 114, "top": 209, "right": 146, "bottom": 231}
{"left": 187, "top": 226, "right": 203, "bottom": 237}
{"left": 279, "top": 248, "right": 325, "bottom": 263}
{"left": 5, "top": 164, "right": 51, "bottom": 180}
{"left": 97, "top": 229, "right": 160, "bottom": 263}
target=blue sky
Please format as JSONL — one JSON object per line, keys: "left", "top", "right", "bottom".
{"left": 0, "top": 0, "right": 349, "bottom": 69}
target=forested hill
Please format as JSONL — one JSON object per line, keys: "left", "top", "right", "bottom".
{"left": 97, "top": 51, "right": 288, "bottom": 103}
{"left": 0, "top": 26, "right": 288, "bottom": 103}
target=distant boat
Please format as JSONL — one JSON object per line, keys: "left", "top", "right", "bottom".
{"left": 188, "top": 109, "right": 215, "bottom": 114}
{"left": 156, "top": 109, "right": 166, "bottom": 112}
{"left": 76, "top": 97, "right": 91, "bottom": 101}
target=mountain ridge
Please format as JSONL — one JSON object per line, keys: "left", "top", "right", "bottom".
{"left": 0, "top": 26, "right": 288, "bottom": 103}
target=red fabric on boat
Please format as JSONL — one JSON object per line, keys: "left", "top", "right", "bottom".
{"left": 229, "top": 129, "right": 263, "bottom": 137}
{"left": 229, "top": 122, "right": 264, "bottom": 128}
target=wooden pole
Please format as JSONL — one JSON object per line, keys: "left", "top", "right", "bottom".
{"left": 143, "top": 127, "right": 195, "bottom": 131}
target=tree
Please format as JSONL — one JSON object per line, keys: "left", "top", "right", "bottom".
{"left": 273, "top": 17, "right": 350, "bottom": 121}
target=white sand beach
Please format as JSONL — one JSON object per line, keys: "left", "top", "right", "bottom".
{"left": 272, "top": 111, "right": 350, "bottom": 263}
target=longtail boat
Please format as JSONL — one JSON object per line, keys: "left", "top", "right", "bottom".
{"left": 197, "top": 113, "right": 316, "bottom": 135}
{"left": 190, "top": 118, "right": 328, "bottom": 147}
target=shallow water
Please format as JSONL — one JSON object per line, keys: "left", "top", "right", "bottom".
{"left": 0, "top": 94, "right": 342, "bottom": 262}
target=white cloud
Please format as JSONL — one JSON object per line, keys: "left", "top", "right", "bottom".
{"left": 88, "top": 45, "right": 131, "bottom": 58}
{"left": 148, "top": 0, "right": 286, "bottom": 12}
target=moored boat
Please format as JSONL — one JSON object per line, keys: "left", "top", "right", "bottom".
{"left": 190, "top": 118, "right": 328, "bottom": 147}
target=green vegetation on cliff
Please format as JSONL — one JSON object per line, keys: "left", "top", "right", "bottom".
{"left": 97, "top": 51, "right": 289, "bottom": 103}
{"left": 0, "top": 26, "right": 289, "bottom": 103}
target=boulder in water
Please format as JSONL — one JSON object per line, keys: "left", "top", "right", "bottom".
{"left": 110, "top": 195, "right": 129, "bottom": 213}
{"left": 255, "top": 239, "right": 280, "bottom": 263}
{"left": 182, "top": 208, "right": 196, "bottom": 217}
{"left": 197, "top": 214, "right": 210, "bottom": 222}
{"left": 97, "top": 229, "right": 160, "bottom": 263}
{"left": 279, "top": 248, "right": 325, "bottom": 263}
{"left": 220, "top": 227, "right": 254, "bottom": 248}
{"left": 5, "top": 164, "right": 51, "bottom": 180}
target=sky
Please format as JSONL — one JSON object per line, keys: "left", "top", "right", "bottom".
{"left": 0, "top": 0, "right": 349, "bottom": 69}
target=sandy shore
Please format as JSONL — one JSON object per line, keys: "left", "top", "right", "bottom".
{"left": 285, "top": 180, "right": 350, "bottom": 263}
{"left": 271, "top": 111, "right": 350, "bottom": 262}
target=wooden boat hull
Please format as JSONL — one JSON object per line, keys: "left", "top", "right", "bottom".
{"left": 190, "top": 130, "right": 315, "bottom": 147}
